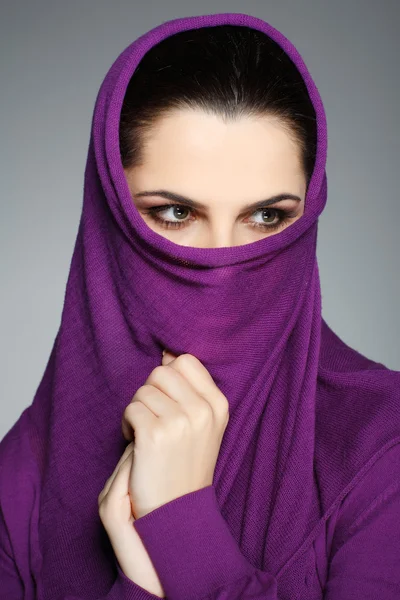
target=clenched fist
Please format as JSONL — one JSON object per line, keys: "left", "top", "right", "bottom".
{"left": 121, "top": 350, "right": 230, "bottom": 520}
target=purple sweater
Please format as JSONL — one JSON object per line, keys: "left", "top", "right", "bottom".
{"left": 1, "top": 408, "right": 400, "bottom": 599}
{"left": 2, "top": 10, "right": 400, "bottom": 600}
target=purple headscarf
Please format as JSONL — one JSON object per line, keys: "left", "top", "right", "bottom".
{"left": 24, "top": 11, "right": 400, "bottom": 599}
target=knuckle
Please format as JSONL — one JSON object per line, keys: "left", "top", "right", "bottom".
{"left": 198, "top": 402, "right": 213, "bottom": 422}
{"left": 128, "top": 385, "right": 152, "bottom": 410}
{"left": 125, "top": 401, "right": 137, "bottom": 416}
{"left": 147, "top": 422, "right": 166, "bottom": 444}
{"left": 173, "top": 413, "right": 190, "bottom": 431}
{"left": 123, "top": 402, "right": 136, "bottom": 425}
{"left": 147, "top": 365, "right": 165, "bottom": 384}
{"left": 175, "top": 353, "right": 198, "bottom": 369}
{"left": 122, "top": 400, "right": 145, "bottom": 439}
{"left": 135, "top": 383, "right": 154, "bottom": 398}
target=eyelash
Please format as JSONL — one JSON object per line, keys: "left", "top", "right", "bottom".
{"left": 142, "top": 204, "right": 298, "bottom": 232}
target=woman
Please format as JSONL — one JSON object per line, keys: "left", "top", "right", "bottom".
{"left": 1, "top": 11, "right": 399, "bottom": 600}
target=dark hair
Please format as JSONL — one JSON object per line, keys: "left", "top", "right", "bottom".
{"left": 119, "top": 25, "right": 317, "bottom": 188}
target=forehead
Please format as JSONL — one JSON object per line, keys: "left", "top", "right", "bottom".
{"left": 133, "top": 109, "right": 306, "bottom": 200}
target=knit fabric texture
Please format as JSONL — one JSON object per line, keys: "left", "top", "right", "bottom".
{"left": 1, "top": 11, "right": 399, "bottom": 600}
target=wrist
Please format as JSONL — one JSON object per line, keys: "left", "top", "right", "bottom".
{"left": 117, "top": 559, "right": 165, "bottom": 598}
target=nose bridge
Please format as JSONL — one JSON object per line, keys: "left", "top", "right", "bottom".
{"left": 204, "top": 227, "right": 238, "bottom": 249}
{"left": 202, "top": 209, "right": 243, "bottom": 248}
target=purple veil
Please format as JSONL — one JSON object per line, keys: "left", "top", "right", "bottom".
{"left": 19, "top": 11, "right": 400, "bottom": 599}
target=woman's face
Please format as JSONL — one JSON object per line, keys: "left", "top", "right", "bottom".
{"left": 124, "top": 109, "right": 307, "bottom": 248}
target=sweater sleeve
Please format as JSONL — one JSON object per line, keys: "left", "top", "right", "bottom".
{"left": 0, "top": 408, "right": 162, "bottom": 600}
{"left": 133, "top": 485, "right": 278, "bottom": 600}
{"left": 0, "top": 506, "right": 161, "bottom": 600}
{"left": 132, "top": 445, "right": 400, "bottom": 600}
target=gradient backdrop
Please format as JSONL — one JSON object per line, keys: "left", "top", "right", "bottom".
{"left": 1, "top": 0, "right": 399, "bottom": 439}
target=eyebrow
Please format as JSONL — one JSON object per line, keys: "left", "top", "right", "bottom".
{"left": 133, "top": 190, "right": 302, "bottom": 213}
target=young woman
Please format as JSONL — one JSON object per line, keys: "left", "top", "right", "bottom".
{"left": 1, "top": 12, "right": 399, "bottom": 600}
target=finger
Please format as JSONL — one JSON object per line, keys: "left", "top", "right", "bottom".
{"left": 170, "top": 354, "right": 229, "bottom": 418}
{"left": 132, "top": 384, "right": 183, "bottom": 418}
{"left": 122, "top": 397, "right": 159, "bottom": 443}
{"left": 98, "top": 443, "right": 134, "bottom": 504}
{"left": 163, "top": 353, "right": 220, "bottom": 400}
{"left": 122, "top": 389, "right": 164, "bottom": 440}
{"left": 106, "top": 450, "right": 133, "bottom": 502}
{"left": 153, "top": 354, "right": 227, "bottom": 418}
{"left": 145, "top": 363, "right": 202, "bottom": 415}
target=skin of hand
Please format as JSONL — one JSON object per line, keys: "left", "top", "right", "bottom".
{"left": 98, "top": 349, "right": 229, "bottom": 596}
{"left": 98, "top": 441, "right": 166, "bottom": 598}
{"left": 121, "top": 349, "right": 230, "bottom": 520}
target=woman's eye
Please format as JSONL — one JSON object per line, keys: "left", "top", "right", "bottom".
{"left": 252, "top": 208, "right": 280, "bottom": 225}
{"left": 162, "top": 205, "right": 191, "bottom": 222}
{"left": 143, "top": 204, "right": 298, "bottom": 232}
{"left": 146, "top": 205, "right": 193, "bottom": 229}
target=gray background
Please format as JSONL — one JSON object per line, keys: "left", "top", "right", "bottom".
{"left": 1, "top": 0, "right": 399, "bottom": 440}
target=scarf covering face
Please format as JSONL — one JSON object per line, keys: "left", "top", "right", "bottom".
{"left": 26, "top": 11, "right": 400, "bottom": 599}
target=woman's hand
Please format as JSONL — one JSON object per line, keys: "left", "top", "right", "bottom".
{"left": 98, "top": 442, "right": 165, "bottom": 598}
{"left": 121, "top": 350, "right": 230, "bottom": 520}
